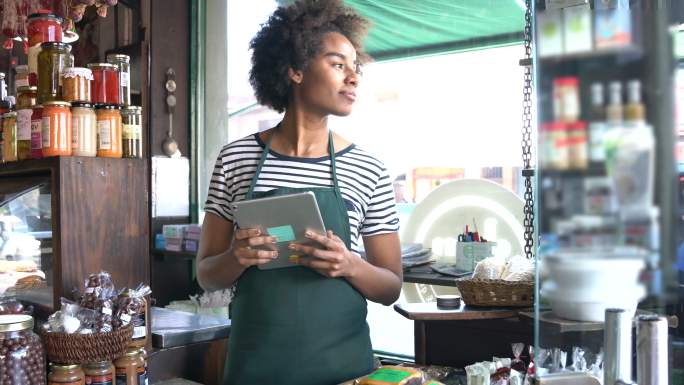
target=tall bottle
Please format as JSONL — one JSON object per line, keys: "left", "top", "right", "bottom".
{"left": 606, "top": 81, "right": 623, "bottom": 125}
{"left": 625, "top": 79, "right": 646, "bottom": 124}
{"left": 588, "top": 83, "right": 607, "bottom": 163}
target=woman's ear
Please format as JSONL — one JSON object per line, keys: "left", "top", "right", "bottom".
{"left": 288, "top": 67, "right": 303, "bottom": 84}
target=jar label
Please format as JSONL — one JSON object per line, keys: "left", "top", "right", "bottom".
{"left": 41, "top": 116, "right": 51, "bottom": 148}
{"left": 72, "top": 123, "right": 79, "bottom": 149}
{"left": 121, "top": 72, "right": 130, "bottom": 87}
{"left": 123, "top": 124, "right": 141, "bottom": 140}
{"left": 85, "top": 374, "right": 113, "bottom": 385}
{"left": 115, "top": 374, "right": 129, "bottom": 385}
{"left": 28, "top": 44, "right": 41, "bottom": 78}
{"left": 31, "top": 119, "right": 42, "bottom": 150}
{"left": 98, "top": 120, "right": 112, "bottom": 150}
{"left": 17, "top": 109, "right": 33, "bottom": 140}
{"left": 15, "top": 78, "right": 29, "bottom": 90}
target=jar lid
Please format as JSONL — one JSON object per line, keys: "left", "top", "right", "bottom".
{"left": 17, "top": 86, "right": 37, "bottom": 92}
{"left": 43, "top": 101, "right": 71, "bottom": 107}
{"left": 0, "top": 72, "right": 5, "bottom": 79}
{"left": 554, "top": 76, "right": 579, "bottom": 86}
{"left": 125, "top": 349, "right": 139, "bottom": 357}
{"left": 50, "top": 363, "right": 80, "bottom": 370}
{"left": 0, "top": 315, "right": 33, "bottom": 332}
{"left": 28, "top": 11, "right": 61, "bottom": 22}
{"left": 71, "top": 102, "right": 94, "bottom": 109}
{"left": 87, "top": 63, "right": 118, "bottom": 70}
{"left": 95, "top": 104, "right": 120, "bottom": 110}
{"left": 83, "top": 361, "right": 111, "bottom": 368}
{"left": 62, "top": 67, "right": 94, "bottom": 81}
{"left": 106, "top": 54, "right": 130, "bottom": 63}
{"left": 15, "top": 65, "right": 28, "bottom": 73}
{"left": 121, "top": 106, "right": 142, "bottom": 113}
{"left": 40, "top": 42, "right": 71, "bottom": 51}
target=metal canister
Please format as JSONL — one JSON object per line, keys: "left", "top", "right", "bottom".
{"left": 636, "top": 315, "right": 668, "bottom": 385}
{"left": 604, "top": 308, "right": 632, "bottom": 385}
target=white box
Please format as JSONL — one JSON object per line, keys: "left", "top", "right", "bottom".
{"left": 563, "top": 4, "right": 593, "bottom": 53}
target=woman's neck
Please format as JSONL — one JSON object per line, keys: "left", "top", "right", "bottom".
{"left": 273, "top": 110, "right": 330, "bottom": 157}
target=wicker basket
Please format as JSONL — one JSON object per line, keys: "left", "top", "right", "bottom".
{"left": 41, "top": 324, "right": 133, "bottom": 364}
{"left": 456, "top": 279, "right": 534, "bottom": 307}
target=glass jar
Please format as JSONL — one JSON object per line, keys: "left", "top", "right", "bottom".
{"left": 15, "top": 65, "right": 29, "bottom": 91}
{"left": 2, "top": 112, "right": 17, "bottom": 162}
{"left": 121, "top": 106, "right": 142, "bottom": 158}
{"left": 48, "top": 364, "right": 84, "bottom": 385}
{"left": 62, "top": 67, "right": 93, "bottom": 103}
{"left": 137, "top": 348, "right": 148, "bottom": 385}
{"left": 38, "top": 42, "right": 72, "bottom": 104}
{"left": 87, "top": 64, "right": 120, "bottom": 105}
{"left": 17, "top": 108, "right": 33, "bottom": 160}
{"left": 42, "top": 101, "right": 72, "bottom": 157}
{"left": 83, "top": 361, "right": 114, "bottom": 385}
{"left": 106, "top": 54, "right": 131, "bottom": 106}
{"left": 27, "top": 11, "right": 62, "bottom": 87}
{"left": 17, "top": 86, "right": 38, "bottom": 109}
{"left": 96, "top": 105, "right": 122, "bottom": 158}
{"left": 71, "top": 102, "right": 97, "bottom": 157}
{"left": 0, "top": 314, "right": 47, "bottom": 384}
{"left": 30, "top": 105, "right": 44, "bottom": 159}
{"left": 553, "top": 76, "right": 580, "bottom": 123}
{"left": 114, "top": 349, "right": 141, "bottom": 385}
{"left": 0, "top": 72, "right": 6, "bottom": 101}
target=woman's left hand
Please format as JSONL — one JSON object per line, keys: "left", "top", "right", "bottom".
{"left": 288, "top": 230, "right": 361, "bottom": 278}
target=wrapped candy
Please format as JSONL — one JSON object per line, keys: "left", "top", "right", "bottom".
{"left": 511, "top": 343, "right": 527, "bottom": 373}
{"left": 79, "top": 271, "right": 116, "bottom": 332}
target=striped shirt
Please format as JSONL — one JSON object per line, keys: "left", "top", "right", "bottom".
{"left": 205, "top": 133, "right": 400, "bottom": 253}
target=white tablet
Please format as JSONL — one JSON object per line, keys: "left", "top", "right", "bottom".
{"left": 232, "top": 191, "right": 327, "bottom": 270}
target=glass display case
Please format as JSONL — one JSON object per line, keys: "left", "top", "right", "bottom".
{"left": 534, "top": 0, "right": 683, "bottom": 383}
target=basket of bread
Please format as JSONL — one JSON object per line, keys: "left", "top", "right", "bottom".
{"left": 456, "top": 255, "right": 534, "bottom": 307}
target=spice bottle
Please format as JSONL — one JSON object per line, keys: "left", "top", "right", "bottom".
{"left": 48, "top": 363, "right": 85, "bottom": 385}
{"left": 121, "top": 106, "right": 142, "bottom": 158}
{"left": 83, "top": 361, "right": 114, "bottom": 385}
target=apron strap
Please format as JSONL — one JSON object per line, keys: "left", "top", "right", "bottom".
{"left": 246, "top": 128, "right": 342, "bottom": 199}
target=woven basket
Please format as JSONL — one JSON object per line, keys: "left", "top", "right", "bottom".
{"left": 456, "top": 279, "right": 534, "bottom": 307}
{"left": 41, "top": 324, "right": 133, "bottom": 364}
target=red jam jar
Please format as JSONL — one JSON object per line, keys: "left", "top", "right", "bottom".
{"left": 87, "top": 63, "right": 120, "bottom": 105}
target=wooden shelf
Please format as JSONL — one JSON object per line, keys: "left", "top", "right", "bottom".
{"left": 519, "top": 310, "right": 679, "bottom": 334}
{"left": 394, "top": 302, "right": 525, "bottom": 321}
{"left": 152, "top": 248, "right": 196, "bottom": 260}
{"left": 538, "top": 45, "right": 644, "bottom": 65}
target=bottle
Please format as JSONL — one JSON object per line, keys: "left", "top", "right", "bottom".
{"left": 625, "top": 79, "right": 645, "bottom": 124}
{"left": 606, "top": 81, "right": 623, "bottom": 125}
{"left": 588, "top": 83, "right": 608, "bottom": 163}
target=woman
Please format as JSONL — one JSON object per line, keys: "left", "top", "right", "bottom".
{"left": 197, "top": 1, "right": 402, "bottom": 384}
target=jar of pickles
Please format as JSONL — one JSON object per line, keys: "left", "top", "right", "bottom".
{"left": 41, "top": 101, "right": 72, "bottom": 157}
{"left": 121, "top": 106, "right": 142, "bottom": 158}
{"left": 38, "top": 42, "right": 72, "bottom": 103}
{"left": 71, "top": 102, "right": 97, "bottom": 157}
{"left": 30, "top": 105, "right": 43, "bottom": 159}
{"left": 88, "top": 64, "right": 120, "bottom": 105}
{"left": 27, "top": 11, "right": 62, "bottom": 87}
{"left": 96, "top": 105, "right": 122, "bottom": 158}
{"left": 83, "top": 361, "right": 114, "bottom": 385}
{"left": 106, "top": 54, "right": 131, "bottom": 106}
{"left": 48, "top": 363, "right": 84, "bottom": 385}
{"left": 17, "top": 86, "right": 38, "bottom": 109}
{"left": 62, "top": 67, "right": 93, "bottom": 103}
{"left": 2, "top": 112, "right": 17, "bottom": 162}
{"left": 0, "top": 315, "right": 46, "bottom": 385}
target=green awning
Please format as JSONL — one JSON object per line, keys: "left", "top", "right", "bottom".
{"left": 346, "top": 0, "right": 525, "bottom": 60}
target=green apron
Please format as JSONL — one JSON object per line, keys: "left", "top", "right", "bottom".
{"left": 224, "top": 131, "right": 374, "bottom": 385}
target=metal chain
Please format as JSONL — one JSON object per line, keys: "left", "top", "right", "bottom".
{"left": 521, "top": 0, "right": 535, "bottom": 260}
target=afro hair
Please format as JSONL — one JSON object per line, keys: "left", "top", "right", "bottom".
{"left": 248, "top": 0, "right": 370, "bottom": 112}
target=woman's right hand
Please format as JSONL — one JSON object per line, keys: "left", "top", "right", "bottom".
{"left": 230, "top": 228, "right": 279, "bottom": 267}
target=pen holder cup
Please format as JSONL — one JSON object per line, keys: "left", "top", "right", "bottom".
{"left": 455, "top": 242, "right": 496, "bottom": 271}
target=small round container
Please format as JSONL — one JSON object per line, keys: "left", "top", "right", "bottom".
{"left": 0, "top": 314, "right": 47, "bottom": 384}
{"left": 48, "top": 363, "right": 84, "bottom": 385}
{"left": 96, "top": 105, "right": 122, "bottom": 158}
{"left": 62, "top": 67, "right": 93, "bottom": 103}
{"left": 41, "top": 101, "right": 72, "bottom": 157}
{"left": 87, "top": 63, "right": 120, "bottom": 105}
{"left": 71, "top": 102, "right": 97, "bottom": 157}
